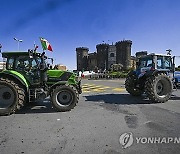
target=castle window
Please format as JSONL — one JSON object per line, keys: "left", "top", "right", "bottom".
{"left": 110, "top": 53, "right": 114, "bottom": 57}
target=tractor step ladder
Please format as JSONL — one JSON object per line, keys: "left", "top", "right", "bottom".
{"left": 29, "top": 88, "right": 47, "bottom": 102}
{"left": 29, "top": 89, "right": 37, "bottom": 102}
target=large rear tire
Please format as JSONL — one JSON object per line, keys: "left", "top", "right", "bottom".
{"left": 51, "top": 84, "right": 78, "bottom": 112}
{"left": 125, "top": 73, "right": 143, "bottom": 96}
{"left": 0, "top": 78, "right": 25, "bottom": 116}
{"left": 145, "top": 73, "right": 172, "bottom": 103}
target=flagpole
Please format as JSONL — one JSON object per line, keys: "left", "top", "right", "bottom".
{"left": 39, "top": 37, "right": 44, "bottom": 54}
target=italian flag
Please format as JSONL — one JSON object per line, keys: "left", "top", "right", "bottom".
{"left": 40, "top": 37, "right": 53, "bottom": 51}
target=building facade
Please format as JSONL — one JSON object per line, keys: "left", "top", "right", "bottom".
{"left": 0, "top": 61, "right": 6, "bottom": 71}
{"left": 76, "top": 40, "right": 133, "bottom": 71}
{"left": 115, "top": 40, "right": 132, "bottom": 70}
{"left": 135, "top": 51, "right": 148, "bottom": 58}
{"left": 88, "top": 52, "right": 97, "bottom": 71}
{"left": 96, "top": 43, "right": 109, "bottom": 71}
{"left": 108, "top": 44, "right": 116, "bottom": 70}
{"left": 76, "top": 47, "right": 89, "bottom": 71}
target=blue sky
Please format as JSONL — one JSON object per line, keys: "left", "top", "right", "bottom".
{"left": 0, "top": 0, "right": 180, "bottom": 69}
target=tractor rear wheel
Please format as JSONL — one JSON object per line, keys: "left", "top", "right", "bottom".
{"left": 145, "top": 73, "right": 172, "bottom": 103}
{"left": 0, "top": 78, "right": 25, "bottom": 116}
{"left": 125, "top": 73, "right": 143, "bottom": 96}
{"left": 51, "top": 84, "right": 78, "bottom": 112}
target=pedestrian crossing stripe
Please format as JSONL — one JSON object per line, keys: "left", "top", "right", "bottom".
{"left": 82, "top": 90, "right": 91, "bottom": 93}
{"left": 103, "top": 86, "right": 110, "bottom": 89}
{"left": 112, "top": 88, "right": 125, "bottom": 92}
{"left": 82, "top": 84, "right": 125, "bottom": 93}
{"left": 92, "top": 89, "right": 105, "bottom": 92}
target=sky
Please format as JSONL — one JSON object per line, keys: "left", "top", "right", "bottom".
{"left": 0, "top": 0, "right": 180, "bottom": 69}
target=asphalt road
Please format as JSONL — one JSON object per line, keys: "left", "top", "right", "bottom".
{"left": 0, "top": 79, "right": 180, "bottom": 154}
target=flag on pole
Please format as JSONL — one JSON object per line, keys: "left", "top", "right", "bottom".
{"left": 40, "top": 37, "right": 53, "bottom": 51}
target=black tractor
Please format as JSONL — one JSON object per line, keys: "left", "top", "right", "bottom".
{"left": 125, "top": 53, "right": 174, "bottom": 102}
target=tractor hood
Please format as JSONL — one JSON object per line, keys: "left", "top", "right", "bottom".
{"left": 47, "top": 70, "right": 75, "bottom": 83}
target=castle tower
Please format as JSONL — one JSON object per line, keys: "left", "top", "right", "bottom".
{"left": 76, "top": 47, "right": 89, "bottom": 71}
{"left": 96, "top": 43, "right": 109, "bottom": 71}
{"left": 115, "top": 40, "right": 132, "bottom": 70}
{"left": 108, "top": 44, "right": 116, "bottom": 70}
{"left": 88, "top": 52, "right": 97, "bottom": 71}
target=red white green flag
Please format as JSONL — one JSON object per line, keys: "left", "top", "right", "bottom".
{"left": 40, "top": 37, "right": 53, "bottom": 51}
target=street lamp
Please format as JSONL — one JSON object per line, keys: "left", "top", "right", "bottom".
{"left": 13, "top": 37, "right": 23, "bottom": 51}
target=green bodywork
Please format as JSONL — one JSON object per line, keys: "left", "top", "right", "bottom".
{"left": 47, "top": 70, "right": 64, "bottom": 77}
{"left": 0, "top": 70, "right": 29, "bottom": 87}
{"left": 47, "top": 70, "right": 78, "bottom": 85}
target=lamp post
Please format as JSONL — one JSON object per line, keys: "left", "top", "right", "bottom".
{"left": 13, "top": 38, "right": 23, "bottom": 51}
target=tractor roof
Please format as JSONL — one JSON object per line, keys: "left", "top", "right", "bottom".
{"left": 2, "top": 51, "right": 41, "bottom": 58}
{"left": 139, "top": 53, "right": 171, "bottom": 59}
{"left": 148, "top": 53, "right": 171, "bottom": 57}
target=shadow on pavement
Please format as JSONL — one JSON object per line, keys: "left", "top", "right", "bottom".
{"left": 84, "top": 93, "right": 180, "bottom": 105}
{"left": 16, "top": 100, "right": 56, "bottom": 114}
{"left": 16, "top": 93, "right": 180, "bottom": 114}
{"left": 84, "top": 93, "right": 152, "bottom": 105}
{"left": 170, "top": 94, "right": 180, "bottom": 101}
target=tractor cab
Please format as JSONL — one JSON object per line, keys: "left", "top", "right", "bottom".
{"left": 136, "top": 54, "right": 173, "bottom": 78}
{"left": 2, "top": 51, "right": 46, "bottom": 86}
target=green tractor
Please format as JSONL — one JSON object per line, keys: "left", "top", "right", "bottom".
{"left": 0, "top": 49, "right": 82, "bottom": 116}
{"left": 125, "top": 53, "right": 174, "bottom": 103}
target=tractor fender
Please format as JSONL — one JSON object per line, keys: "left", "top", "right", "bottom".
{"left": 128, "top": 70, "right": 136, "bottom": 75}
{"left": 152, "top": 70, "right": 169, "bottom": 76}
{"left": 138, "top": 70, "right": 170, "bottom": 86}
{"left": 0, "top": 71, "right": 29, "bottom": 92}
{"left": 139, "top": 70, "right": 168, "bottom": 78}
{"left": 49, "top": 81, "right": 68, "bottom": 95}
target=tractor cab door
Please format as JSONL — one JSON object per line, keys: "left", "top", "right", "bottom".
{"left": 156, "top": 56, "right": 173, "bottom": 70}
{"left": 137, "top": 56, "right": 153, "bottom": 76}
{"left": 15, "top": 56, "right": 41, "bottom": 85}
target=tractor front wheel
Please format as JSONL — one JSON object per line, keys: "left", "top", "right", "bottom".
{"left": 145, "top": 73, "right": 172, "bottom": 103}
{"left": 125, "top": 73, "right": 143, "bottom": 96}
{"left": 51, "top": 84, "right": 78, "bottom": 112}
{"left": 0, "top": 78, "right": 25, "bottom": 116}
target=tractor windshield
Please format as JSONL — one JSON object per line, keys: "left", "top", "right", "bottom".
{"left": 138, "top": 56, "right": 153, "bottom": 69}
{"left": 7, "top": 58, "right": 14, "bottom": 69}
{"left": 15, "top": 56, "right": 39, "bottom": 71}
{"left": 157, "top": 56, "right": 172, "bottom": 70}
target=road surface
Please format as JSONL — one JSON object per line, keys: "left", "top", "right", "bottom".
{"left": 0, "top": 79, "right": 180, "bottom": 154}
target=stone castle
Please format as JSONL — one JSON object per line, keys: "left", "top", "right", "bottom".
{"left": 76, "top": 40, "right": 135, "bottom": 71}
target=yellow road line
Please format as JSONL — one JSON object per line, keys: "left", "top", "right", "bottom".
{"left": 92, "top": 89, "right": 105, "bottom": 92}
{"left": 97, "top": 88, "right": 106, "bottom": 90}
{"left": 112, "top": 88, "right": 125, "bottom": 92}
{"left": 82, "top": 84, "right": 126, "bottom": 93}
{"left": 103, "top": 86, "right": 110, "bottom": 89}
{"left": 82, "top": 90, "right": 91, "bottom": 93}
